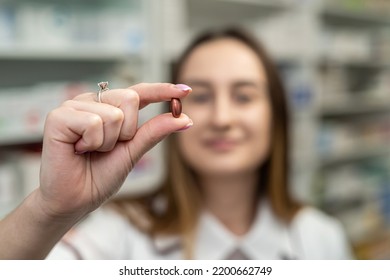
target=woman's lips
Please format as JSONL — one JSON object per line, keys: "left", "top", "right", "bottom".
{"left": 203, "top": 138, "right": 238, "bottom": 152}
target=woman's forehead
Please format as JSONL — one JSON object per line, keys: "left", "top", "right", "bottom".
{"left": 180, "top": 38, "right": 267, "bottom": 84}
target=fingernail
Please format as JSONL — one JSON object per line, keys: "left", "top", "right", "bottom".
{"left": 176, "top": 121, "right": 193, "bottom": 132}
{"left": 175, "top": 84, "right": 192, "bottom": 93}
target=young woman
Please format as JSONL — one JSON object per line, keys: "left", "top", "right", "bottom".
{"left": 0, "top": 28, "right": 353, "bottom": 260}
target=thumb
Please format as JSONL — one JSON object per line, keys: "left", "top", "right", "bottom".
{"left": 127, "top": 113, "right": 193, "bottom": 163}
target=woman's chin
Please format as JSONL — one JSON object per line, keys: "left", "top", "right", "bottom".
{"left": 196, "top": 162, "right": 256, "bottom": 177}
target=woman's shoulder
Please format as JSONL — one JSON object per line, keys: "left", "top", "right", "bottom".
{"left": 292, "top": 206, "right": 347, "bottom": 240}
{"left": 290, "top": 206, "right": 354, "bottom": 259}
{"left": 293, "top": 206, "right": 340, "bottom": 230}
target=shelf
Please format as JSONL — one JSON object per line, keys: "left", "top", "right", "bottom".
{"left": 0, "top": 60, "right": 122, "bottom": 88}
{"left": 319, "top": 147, "right": 390, "bottom": 167}
{"left": 186, "top": 0, "right": 290, "bottom": 29}
{"left": 0, "top": 47, "right": 142, "bottom": 62}
{"left": 0, "top": 50, "right": 142, "bottom": 87}
{"left": 319, "top": 59, "right": 390, "bottom": 70}
{"left": 321, "top": 7, "right": 390, "bottom": 27}
{"left": 0, "top": 134, "right": 43, "bottom": 146}
{"left": 213, "top": 0, "right": 289, "bottom": 9}
{"left": 320, "top": 101, "right": 390, "bottom": 117}
{"left": 0, "top": 46, "right": 143, "bottom": 87}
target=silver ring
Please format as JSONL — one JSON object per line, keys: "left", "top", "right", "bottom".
{"left": 97, "top": 81, "right": 109, "bottom": 103}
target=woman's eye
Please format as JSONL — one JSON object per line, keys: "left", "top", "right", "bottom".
{"left": 234, "top": 92, "right": 252, "bottom": 103}
{"left": 188, "top": 93, "right": 211, "bottom": 104}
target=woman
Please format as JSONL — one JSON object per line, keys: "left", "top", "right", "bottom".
{"left": 0, "top": 28, "right": 353, "bottom": 259}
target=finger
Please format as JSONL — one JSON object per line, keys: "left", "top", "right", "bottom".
{"left": 126, "top": 113, "right": 193, "bottom": 164}
{"left": 129, "top": 83, "right": 191, "bottom": 109}
{"left": 73, "top": 83, "right": 192, "bottom": 138}
{"left": 63, "top": 100, "right": 127, "bottom": 151}
{"left": 75, "top": 83, "right": 191, "bottom": 109}
{"left": 45, "top": 107, "right": 104, "bottom": 153}
{"left": 74, "top": 88, "right": 139, "bottom": 141}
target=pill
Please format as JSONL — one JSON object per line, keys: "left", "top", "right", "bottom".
{"left": 170, "top": 98, "right": 182, "bottom": 118}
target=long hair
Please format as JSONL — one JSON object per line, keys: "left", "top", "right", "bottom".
{"left": 111, "top": 27, "right": 301, "bottom": 259}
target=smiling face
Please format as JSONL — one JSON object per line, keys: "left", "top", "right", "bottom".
{"left": 177, "top": 38, "right": 272, "bottom": 178}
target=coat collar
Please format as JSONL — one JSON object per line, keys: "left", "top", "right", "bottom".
{"left": 153, "top": 201, "right": 297, "bottom": 259}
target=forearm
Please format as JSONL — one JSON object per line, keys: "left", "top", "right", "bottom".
{"left": 0, "top": 190, "right": 79, "bottom": 260}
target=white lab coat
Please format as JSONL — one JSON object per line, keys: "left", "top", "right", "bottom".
{"left": 47, "top": 201, "right": 353, "bottom": 260}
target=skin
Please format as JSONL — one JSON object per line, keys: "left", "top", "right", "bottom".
{"left": 177, "top": 38, "right": 272, "bottom": 235}
{"left": 0, "top": 83, "right": 192, "bottom": 259}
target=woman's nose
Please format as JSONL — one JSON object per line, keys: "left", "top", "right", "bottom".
{"left": 211, "top": 95, "right": 234, "bottom": 129}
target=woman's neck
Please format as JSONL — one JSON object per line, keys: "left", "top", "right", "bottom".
{"left": 199, "top": 172, "right": 259, "bottom": 236}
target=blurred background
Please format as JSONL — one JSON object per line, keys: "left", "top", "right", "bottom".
{"left": 0, "top": 0, "right": 390, "bottom": 259}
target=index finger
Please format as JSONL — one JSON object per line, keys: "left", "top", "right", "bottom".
{"left": 130, "top": 83, "right": 191, "bottom": 109}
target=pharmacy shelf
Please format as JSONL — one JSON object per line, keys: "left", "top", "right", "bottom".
{"left": 0, "top": 134, "right": 43, "bottom": 146}
{"left": 0, "top": 59, "right": 124, "bottom": 88}
{"left": 319, "top": 146, "right": 390, "bottom": 168}
{"left": 215, "top": 0, "right": 290, "bottom": 7}
{"left": 320, "top": 101, "right": 390, "bottom": 117}
{"left": 319, "top": 59, "right": 390, "bottom": 69}
{"left": 0, "top": 48, "right": 142, "bottom": 62}
{"left": 0, "top": 49, "right": 142, "bottom": 87}
{"left": 315, "top": 1, "right": 390, "bottom": 256}
{"left": 321, "top": 7, "right": 390, "bottom": 27}
{"left": 186, "top": 0, "right": 290, "bottom": 29}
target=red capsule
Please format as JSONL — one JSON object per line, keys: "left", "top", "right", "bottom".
{"left": 170, "top": 98, "right": 182, "bottom": 118}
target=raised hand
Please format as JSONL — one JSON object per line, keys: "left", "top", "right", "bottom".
{"left": 38, "top": 83, "right": 192, "bottom": 221}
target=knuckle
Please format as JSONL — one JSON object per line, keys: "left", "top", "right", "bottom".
{"left": 109, "top": 107, "right": 124, "bottom": 124}
{"left": 88, "top": 114, "right": 103, "bottom": 129}
{"left": 161, "top": 82, "right": 172, "bottom": 89}
{"left": 123, "top": 89, "right": 140, "bottom": 106}
{"left": 120, "top": 126, "right": 137, "bottom": 141}
{"left": 46, "top": 106, "right": 74, "bottom": 123}
{"left": 136, "top": 82, "right": 147, "bottom": 89}
{"left": 90, "top": 139, "right": 103, "bottom": 150}
{"left": 45, "top": 108, "right": 62, "bottom": 125}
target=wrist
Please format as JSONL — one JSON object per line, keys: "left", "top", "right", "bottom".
{"left": 28, "top": 188, "right": 85, "bottom": 228}
{"left": 0, "top": 189, "right": 83, "bottom": 259}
